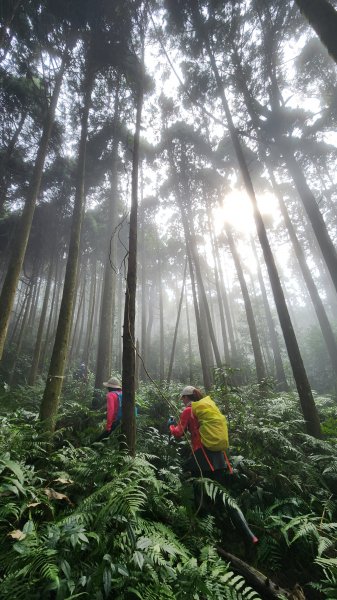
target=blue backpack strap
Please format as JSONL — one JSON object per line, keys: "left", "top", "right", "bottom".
{"left": 116, "top": 392, "right": 138, "bottom": 423}
{"left": 116, "top": 391, "right": 123, "bottom": 422}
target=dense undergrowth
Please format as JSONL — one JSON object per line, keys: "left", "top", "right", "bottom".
{"left": 0, "top": 376, "right": 336, "bottom": 599}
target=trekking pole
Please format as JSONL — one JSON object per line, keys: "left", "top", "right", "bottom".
{"left": 227, "top": 502, "right": 258, "bottom": 544}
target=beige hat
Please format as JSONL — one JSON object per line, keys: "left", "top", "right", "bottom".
{"left": 181, "top": 385, "right": 195, "bottom": 397}
{"left": 103, "top": 377, "right": 122, "bottom": 389}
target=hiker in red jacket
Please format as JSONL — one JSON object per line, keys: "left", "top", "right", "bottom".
{"left": 168, "top": 386, "right": 258, "bottom": 544}
{"left": 103, "top": 377, "right": 123, "bottom": 433}
{"left": 168, "top": 386, "right": 230, "bottom": 475}
{"left": 95, "top": 376, "right": 122, "bottom": 441}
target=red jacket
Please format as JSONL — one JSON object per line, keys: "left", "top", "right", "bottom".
{"left": 106, "top": 391, "right": 120, "bottom": 431}
{"left": 169, "top": 405, "right": 202, "bottom": 451}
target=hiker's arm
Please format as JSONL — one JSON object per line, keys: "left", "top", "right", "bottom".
{"left": 170, "top": 407, "right": 192, "bottom": 438}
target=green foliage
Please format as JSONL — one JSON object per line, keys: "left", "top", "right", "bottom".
{"left": 0, "top": 382, "right": 336, "bottom": 598}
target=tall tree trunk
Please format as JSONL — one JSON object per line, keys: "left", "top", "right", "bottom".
{"left": 121, "top": 40, "right": 145, "bottom": 454}
{"left": 185, "top": 296, "right": 193, "bottom": 389}
{"left": 139, "top": 189, "right": 148, "bottom": 381}
{"left": 39, "top": 55, "right": 94, "bottom": 431}
{"left": 0, "top": 49, "right": 68, "bottom": 360}
{"left": 9, "top": 288, "right": 31, "bottom": 386}
{"left": 115, "top": 272, "right": 123, "bottom": 373}
{"left": 146, "top": 284, "right": 155, "bottom": 355}
{"left": 187, "top": 243, "right": 213, "bottom": 389}
{"left": 28, "top": 250, "right": 55, "bottom": 385}
{"left": 167, "top": 148, "right": 212, "bottom": 387}
{"left": 185, "top": 296, "right": 193, "bottom": 383}
{"left": 215, "top": 238, "right": 238, "bottom": 362}
{"left": 82, "top": 256, "right": 97, "bottom": 367}
{"left": 182, "top": 173, "right": 222, "bottom": 369}
{"left": 8, "top": 283, "right": 29, "bottom": 347}
{"left": 26, "top": 269, "right": 42, "bottom": 335}
{"left": 196, "top": 9, "right": 321, "bottom": 436}
{"left": 250, "top": 237, "right": 289, "bottom": 389}
{"left": 279, "top": 145, "right": 337, "bottom": 297}
{"left": 40, "top": 259, "right": 61, "bottom": 371}
{"left": 158, "top": 257, "right": 165, "bottom": 382}
{"left": 94, "top": 91, "right": 120, "bottom": 399}
{"left": 294, "top": 0, "right": 337, "bottom": 65}
{"left": 167, "top": 260, "right": 187, "bottom": 384}
{"left": 208, "top": 216, "right": 230, "bottom": 363}
{"left": 69, "top": 269, "right": 86, "bottom": 365}
{"left": 0, "top": 111, "right": 27, "bottom": 215}
{"left": 270, "top": 171, "right": 337, "bottom": 377}
{"left": 225, "top": 225, "right": 266, "bottom": 383}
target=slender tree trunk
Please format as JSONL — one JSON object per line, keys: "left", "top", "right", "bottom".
{"left": 82, "top": 257, "right": 97, "bottom": 367}
{"left": 158, "top": 257, "right": 165, "bottom": 382}
{"left": 29, "top": 252, "right": 55, "bottom": 385}
{"left": 226, "top": 225, "right": 266, "bottom": 383}
{"left": 215, "top": 239, "right": 238, "bottom": 361}
{"left": 294, "top": 0, "right": 337, "bottom": 65}
{"left": 185, "top": 297, "right": 194, "bottom": 385}
{"left": 121, "top": 40, "right": 145, "bottom": 454}
{"left": 115, "top": 272, "right": 123, "bottom": 373}
{"left": 0, "top": 111, "right": 27, "bottom": 215}
{"left": 74, "top": 273, "right": 87, "bottom": 361}
{"left": 270, "top": 172, "right": 337, "bottom": 377}
{"left": 146, "top": 284, "right": 155, "bottom": 354}
{"left": 250, "top": 237, "right": 289, "bottom": 389}
{"left": 196, "top": 11, "right": 321, "bottom": 436}
{"left": 94, "top": 91, "right": 120, "bottom": 399}
{"left": 27, "top": 271, "right": 42, "bottom": 335}
{"left": 209, "top": 217, "right": 230, "bottom": 363}
{"left": 39, "top": 55, "right": 94, "bottom": 431}
{"left": 40, "top": 259, "right": 60, "bottom": 371}
{"left": 9, "top": 291, "right": 31, "bottom": 386}
{"left": 167, "top": 260, "right": 187, "bottom": 383}
{"left": 139, "top": 191, "right": 148, "bottom": 381}
{"left": 185, "top": 296, "right": 193, "bottom": 383}
{"left": 187, "top": 243, "right": 213, "bottom": 389}
{"left": 0, "top": 50, "right": 68, "bottom": 360}
{"left": 278, "top": 144, "right": 337, "bottom": 296}
{"left": 69, "top": 270, "right": 86, "bottom": 365}
{"left": 8, "top": 283, "right": 29, "bottom": 347}
{"left": 182, "top": 176, "right": 222, "bottom": 368}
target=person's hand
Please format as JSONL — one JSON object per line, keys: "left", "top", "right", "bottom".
{"left": 167, "top": 416, "right": 176, "bottom": 427}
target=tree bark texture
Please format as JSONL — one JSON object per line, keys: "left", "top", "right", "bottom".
{"left": 39, "top": 57, "right": 94, "bottom": 430}
{"left": 280, "top": 145, "right": 337, "bottom": 297}
{"left": 94, "top": 94, "right": 120, "bottom": 398}
{"left": 196, "top": 10, "right": 321, "bottom": 437}
{"left": 0, "top": 50, "right": 68, "bottom": 360}
{"left": 269, "top": 170, "right": 337, "bottom": 378}
{"left": 167, "top": 260, "right": 187, "bottom": 383}
{"left": 225, "top": 225, "right": 266, "bottom": 383}
{"left": 250, "top": 237, "right": 288, "bottom": 389}
{"left": 294, "top": 0, "right": 337, "bottom": 65}
{"left": 121, "top": 61, "right": 144, "bottom": 455}
{"left": 28, "top": 252, "right": 55, "bottom": 385}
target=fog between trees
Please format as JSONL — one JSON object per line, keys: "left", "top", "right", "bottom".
{"left": 1, "top": 0, "right": 337, "bottom": 441}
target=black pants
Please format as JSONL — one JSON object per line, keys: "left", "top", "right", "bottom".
{"left": 184, "top": 448, "right": 257, "bottom": 544}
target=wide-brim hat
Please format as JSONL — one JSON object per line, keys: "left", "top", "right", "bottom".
{"left": 103, "top": 377, "right": 122, "bottom": 389}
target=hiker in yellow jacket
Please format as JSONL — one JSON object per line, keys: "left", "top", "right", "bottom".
{"left": 169, "top": 386, "right": 232, "bottom": 475}
{"left": 168, "top": 386, "right": 258, "bottom": 544}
